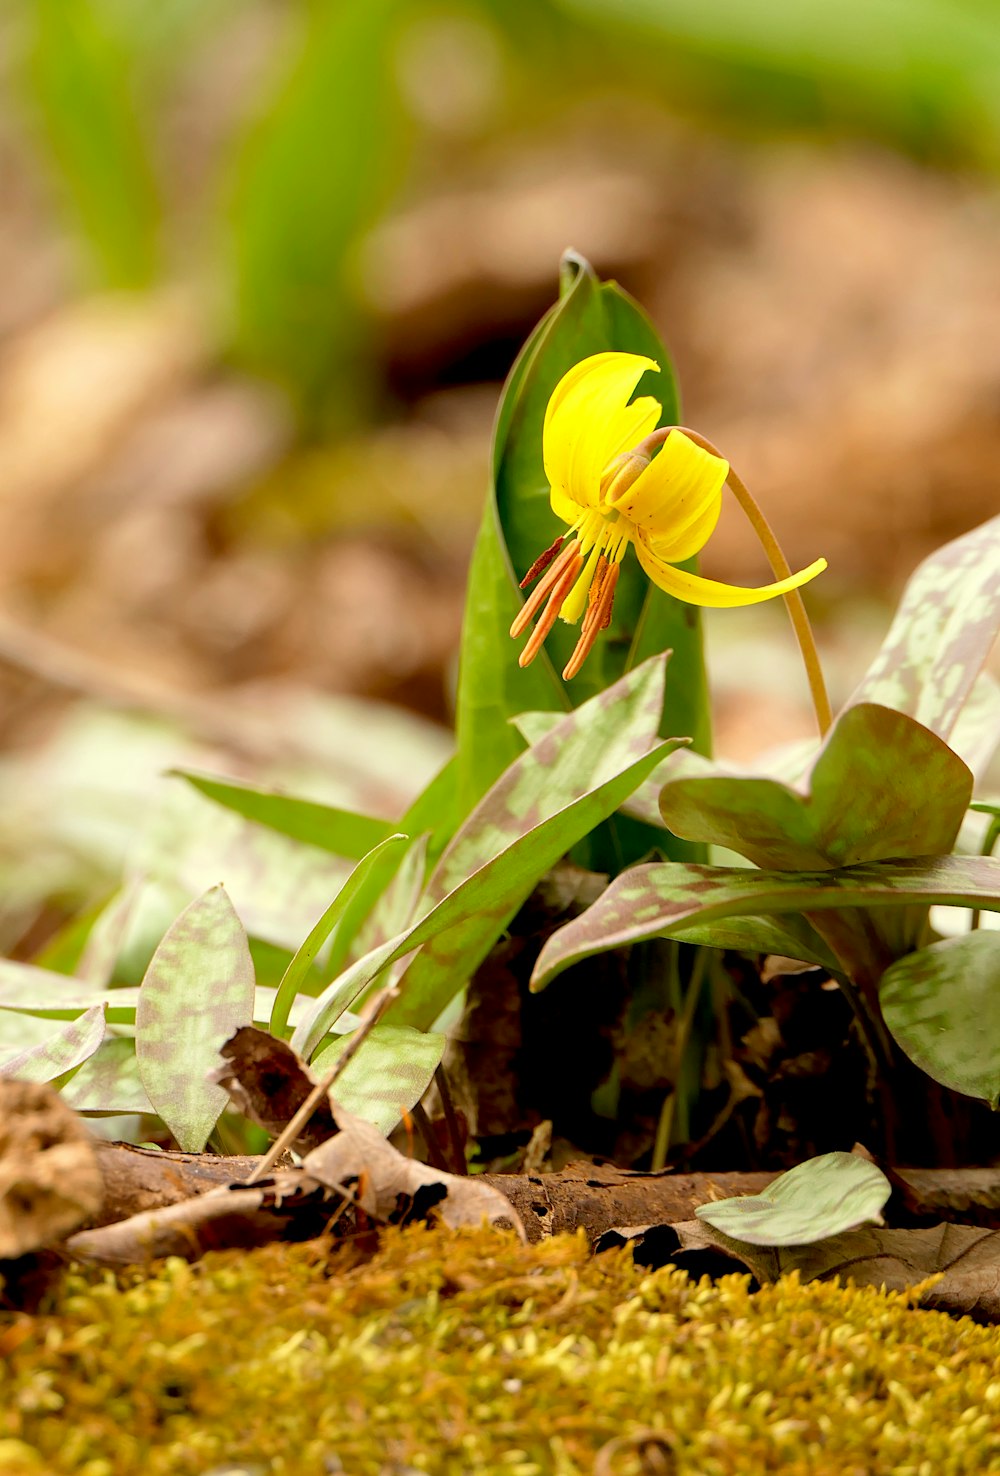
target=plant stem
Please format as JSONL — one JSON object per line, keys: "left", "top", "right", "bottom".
{"left": 651, "top": 948, "right": 708, "bottom": 1171}
{"left": 643, "top": 427, "right": 833, "bottom": 738}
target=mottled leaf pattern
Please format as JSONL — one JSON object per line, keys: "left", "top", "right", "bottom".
{"left": 848, "top": 513, "right": 1000, "bottom": 740}
{"left": 311, "top": 1024, "right": 446, "bottom": 1134}
{"left": 531, "top": 856, "right": 1000, "bottom": 990}
{"left": 696, "top": 1152, "right": 891, "bottom": 1247}
{"left": 658, "top": 704, "right": 972, "bottom": 870}
{"left": 61, "top": 1037, "right": 154, "bottom": 1116}
{"left": 293, "top": 658, "right": 679, "bottom": 1056}
{"left": 881, "top": 932, "right": 1000, "bottom": 1107}
{"left": 136, "top": 886, "right": 256, "bottom": 1151}
{"left": 0, "top": 1004, "right": 105, "bottom": 1084}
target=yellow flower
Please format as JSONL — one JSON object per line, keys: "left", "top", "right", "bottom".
{"left": 510, "top": 351, "right": 827, "bottom": 679}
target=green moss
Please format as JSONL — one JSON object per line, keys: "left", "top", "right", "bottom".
{"left": 2, "top": 1226, "right": 999, "bottom": 1474}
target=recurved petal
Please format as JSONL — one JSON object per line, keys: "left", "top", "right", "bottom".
{"left": 543, "top": 352, "right": 660, "bottom": 509}
{"left": 645, "top": 490, "right": 723, "bottom": 563}
{"left": 613, "top": 430, "right": 728, "bottom": 543}
{"left": 633, "top": 540, "right": 828, "bottom": 608}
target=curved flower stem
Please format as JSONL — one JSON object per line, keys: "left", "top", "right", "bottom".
{"left": 642, "top": 427, "right": 833, "bottom": 737}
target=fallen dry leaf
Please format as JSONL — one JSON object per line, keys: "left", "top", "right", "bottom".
{"left": 303, "top": 1103, "right": 524, "bottom": 1237}
{"left": 599, "top": 1219, "right": 1000, "bottom": 1322}
{"left": 213, "top": 1025, "right": 337, "bottom": 1153}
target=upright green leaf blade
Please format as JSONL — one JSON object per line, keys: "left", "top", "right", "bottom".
{"left": 269, "top": 834, "right": 408, "bottom": 1036}
{"left": 881, "top": 933, "right": 1000, "bottom": 1107}
{"left": 136, "top": 886, "right": 256, "bottom": 1151}
{"left": 456, "top": 251, "right": 709, "bottom": 821}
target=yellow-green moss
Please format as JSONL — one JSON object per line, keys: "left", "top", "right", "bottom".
{"left": 2, "top": 1226, "right": 999, "bottom": 1475}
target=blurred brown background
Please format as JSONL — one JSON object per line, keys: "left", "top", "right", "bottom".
{"left": 0, "top": 0, "right": 997, "bottom": 947}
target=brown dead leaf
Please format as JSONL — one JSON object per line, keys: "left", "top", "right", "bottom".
{"left": 213, "top": 1026, "right": 337, "bottom": 1153}
{"left": 600, "top": 1218, "right": 1000, "bottom": 1322}
{"left": 304, "top": 1102, "right": 525, "bottom": 1237}
{"left": 0, "top": 1079, "right": 103, "bottom": 1257}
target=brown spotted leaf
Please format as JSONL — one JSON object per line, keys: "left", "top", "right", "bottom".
{"left": 136, "top": 886, "right": 256, "bottom": 1151}
{"left": 532, "top": 856, "right": 1000, "bottom": 989}
{"left": 848, "top": 512, "right": 1000, "bottom": 741}
{"left": 293, "top": 656, "right": 682, "bottom": 1055}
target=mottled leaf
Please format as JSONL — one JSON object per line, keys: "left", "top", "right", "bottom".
{"left": 311, "top": 1025, "right": 446, "bottom": 1135}
{"left": 848, "top": 513, "right": 1000, "bottom": 740}
{"left": 140, "top": 781, "right": 353, "bottom": 952}
{"left": 136, "top": 886, "right": 256, "bottom": 1151}
{"left": 293, "top": 657, "right": 679, "bottom": 1055}
{"left": 76, "top": 878, "right": 141, "bottom": 987}
{"left": 0, "top": 961, "right": 139, "bottom": 1023}
{"left": 175, "top": 771, "right": 393, "bottom": 860}
{"left": 61, "top": 1037, "right": 153, "bottom": 1116}
{"left": 531, "top": 856, "right": 1000, "bottom": 990}
{"left": 695, "top": 1152, "right": 891, "bottom": 1246}
{"left": 269, "top": 833, "right": 408, "bottom": 1036}
{"left": 659, "top": 703, "right": 972, "bottom": 870}
{"left": 0, "top": 1005, "right": 105, "bottom": 1084}
{"left": 881, "top": 932, "right": 1000, "bottom": 1107}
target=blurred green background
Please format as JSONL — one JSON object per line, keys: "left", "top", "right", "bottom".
{"left": 0, "top": 0, "right": 998, "bottom": 948}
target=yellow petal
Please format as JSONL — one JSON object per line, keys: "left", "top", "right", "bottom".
{"left": 543, "top": 353, "right": 660, "bottom": 511}
{"left": 645, "top": 490, "right": 723, "bottom": 563}
{"left": 613, "top": 431, "right": 728, "bottom": 545}
{"left": 633, "top": 540, "right": 828, "bottom": 608}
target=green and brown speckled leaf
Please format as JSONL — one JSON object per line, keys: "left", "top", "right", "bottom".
{"left": 0, "top": 1004, "right": 105, "bottom": 1085}
{"left": 658, "top": 703, "right": 972, "bottom": 871}
{"left": 848, "top": 513, "right": 1000, "bottom": 741}
{"left": 881, "top": 932, "right": 1000, "bottom": 1107}
{"left": 311, "top": 1024, "right": 446, "bottom": 1135}
{"left": 61, "top": 1036, "right": 153, "bottom": 1116}
{"left": 531, "top": 856, "right": 1000, "bottom": 990}
{"left": 292, "top": 657, "right": 681, "bottom": 1057}
{"left": 696, "top": 1152, "right": 891, "bottom": 1247}
{"left": 136, "top": 886, "right": 256, "bottom": 1151}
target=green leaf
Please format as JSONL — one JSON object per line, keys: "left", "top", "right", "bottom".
{"left": 174, "top": 771, "right": 393, "bottom": 861}
{"left": 695, "top": 1152, "right": 891, "bottom": 1247}
{"left": 76, "top": 879, "right": 141, "bottom": 987}
{"left": 531, "top": 856, "right": 1000, "bottom": 990}
{"left": 136, "top": 886, "right": 256, "bottom": 1151}
{"left": 0, "top": 1005, "right": 105, "bottom": 1085}
{"left": 849, "top": 513, "right": 1000, "bottom": 742}
{"left": 62, "top": 1037, "right": 153, "bottom": 1116}
{"left": 881, "top": 932, "right": 1000, "bottom": 1107}
{"left": 269, "top": 834, "right": 409, "bottom": 1036}
{"left": 658, "top": 703, "right": 972, "bottom": 870}
{"left": 456, "top": 250, "right": 709, "bottom": 823}
{"left": 27, "top": 0, "right": 159, "bottom": 286}
{"left": 293, "top": 656, "right": 681, "bottom": 1055}
{"left": 0, "top": 961, "right": 139, "bottom": 1023}
{"left": 311, "top": 1025, "right": 446, "bottom": 1136}
{"left": 398, "top": 757, "right": 459, "bottom": 865}
{"left": 229, "top": 0, "right": 402, "bottom": 420}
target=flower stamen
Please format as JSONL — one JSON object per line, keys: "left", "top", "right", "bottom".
{"left": 517, "top": 550, "right": 585, "bottom": 668}
{"left": 562, "top": 557, "right": 621, "bottom": 679}
{"left": 509, "top": 541, "right": 579, "bottom": 639}
{"left": 519, "top": 534, "right": 565, "bottom": 589}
